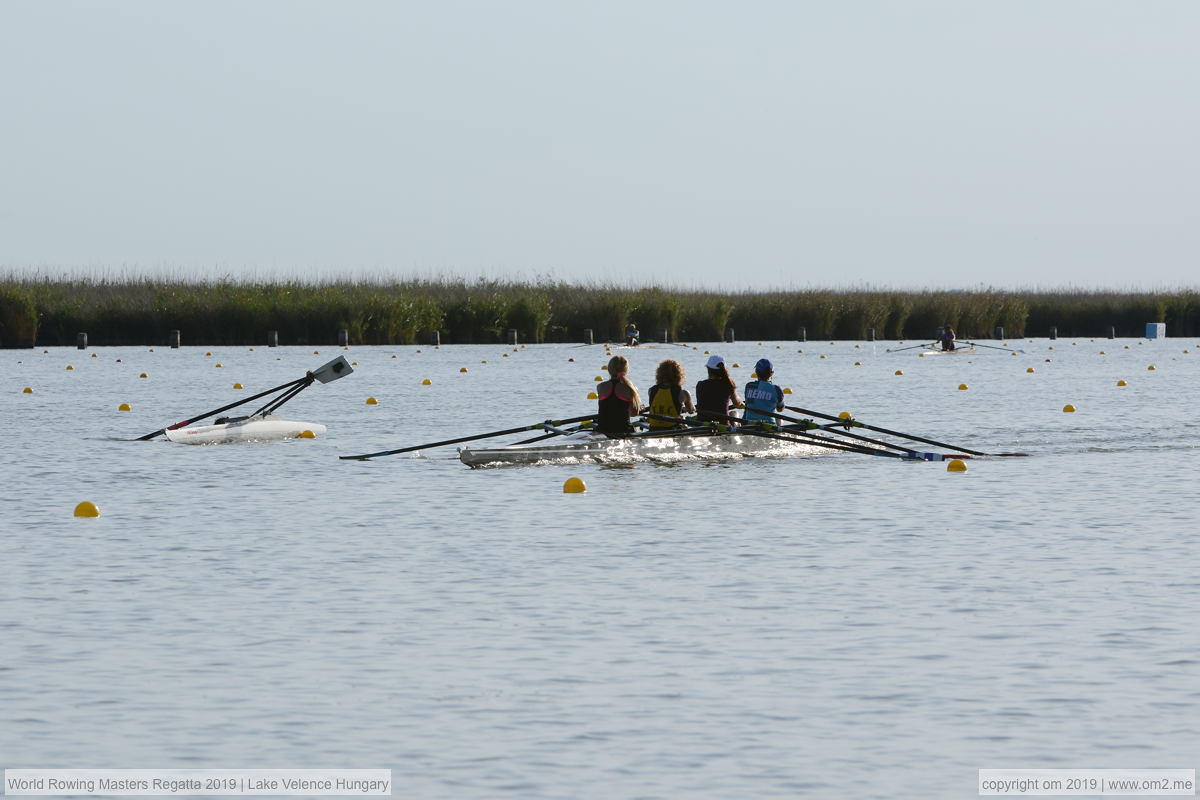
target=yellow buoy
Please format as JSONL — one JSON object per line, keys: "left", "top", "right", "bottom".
{"left": 297, "top": 430, "right": 315, "bottom": 438}
{"left": 482, "top": 360, "right": 488, "bottom": 363}
{"left": 313, "top": 350, "right": 320, "bottom": 354}
{"left": 460, "top": 367, "right": 468, "bottom": 373}
{"left": 205, "top": 351, "right": 212, "bottom": 356}
{"left": 366, "top": 397, "right": 378, "bottom": 405}
{"left": 594, "top": 375, "right": 603, "bottom": 381}
{"left": 90, "top": 353, "right": 97, "bottom": 358}
{"left": 139, "top": 372, "right": 148, "bottom": 378}
{"left": 958, "top": 383, "right": 968, "bottom": 390}
{"left": 214, "top": 363, "right": 222, "bottom": 368}
{"left": 73, "top": 501, "right": 100, "bottom": 518}
{"left": 422, "top": 378, "right": 432, "bottom": 385}
{"left": 854, "top": 361, "right": 861, "bottom": 366}
{"left": 351, "top": 361, "right": 357, "bottom": 365}
{"left": 563, "top": 477, "right": 587, "bottom": 494}
{"left": 732, "top": 363, "right": 741, "bottom": 368}
{"left": 783, "top": 387, "right": 792, "bottom": 394}
{"left": 1116, "top": 380, "right": 1127, "bottom": 386}
{"left": 502, "top": 353, "right": 509, "bottom": 357}
{"left": 118, "top": 403, "right": 131, "bottom": 411}
{"left": 838, "top": 411, "right": 852, "bottom": 419}
{"left": 233, "top": 383, "right": 243, "bottom": 389}
{"left": 894, "top": 369, "right": 904, "bottom": 375}
{"left": 797, "top": 349, "right": 804, "bottom": 353}
{"left": 392, "top": 354, "right": 398, "bottom": 358}
{"left": 1124, "top": 345, "right": 1130, "bottom": 349}
{"left": 22, "top": 387, "right": 33, "bottom": 393}
{"left": 1026, "top": 367, "right": 1035, "bottom": 373}
{"left": 1063, "top": 404, "right": 1076, "bottom": 413}
{"left": 919, "top": 353, "right": 925, "bottom": 358}
{"left": 1010, "top": 352, "right": 1017, "bottom": 356}
{"left": 704, "top": 350, "right": 710, "bottom": 354}
{"left": 587, "top": 391, "right": 598, "bottom": 399}
{"left": 1099, "top": 351, "right": 1106, "bottom": 355}
{"left": 946, "top": 459, "right": 968, "bottom": 473}
{"left": 66, "top": 365, "right": 74, "bottom": 370}
{"left": 1147, "top": 364, "right": 1156, "bottom": 370}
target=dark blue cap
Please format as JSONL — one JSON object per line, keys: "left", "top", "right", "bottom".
{"left": 755, "top": 358, "right": 773, "bottom": 375}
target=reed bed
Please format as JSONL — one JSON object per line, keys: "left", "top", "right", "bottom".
{"left": 1, "top": 277, "right": 1196, "bottom": 347}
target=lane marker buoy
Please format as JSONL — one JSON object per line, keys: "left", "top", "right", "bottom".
{"left": 563, "top": 477, "right": 587, "bottom": 493}
{"left": 74, "top": 501, "right": 100, "bottom": 517}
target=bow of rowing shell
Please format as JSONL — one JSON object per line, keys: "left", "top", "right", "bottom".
{"left": 457, "top": 429, "right": 827, "bottom": 468}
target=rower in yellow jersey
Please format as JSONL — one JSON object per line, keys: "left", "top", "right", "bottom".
{"left": 647, "top": 359, "right": 696, "bottom": 428}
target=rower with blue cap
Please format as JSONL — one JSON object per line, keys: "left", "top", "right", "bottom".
{"left": 743, "top": 358, "right": 785, "bottom": 424}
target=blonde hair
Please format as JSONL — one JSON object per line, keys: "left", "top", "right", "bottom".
{"left": 655, "top": 359, "right": 684, "bottom": 387}
{"left": 606, "top": 355, "right": 641, "bottom": 410}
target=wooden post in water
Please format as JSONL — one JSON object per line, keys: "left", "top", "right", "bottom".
{"left": 583, "top": 328, "right": 593, "bottom": 345}
{"left": 1108, "top": 326, "right": 1115, "bottom": 339}
{"left": 867, "top": 328, "right": 876, "bottom": 342}
{"left": 267, "top": 331, "right": 279, "bottom": 347}
{"left": 431, "top": 331, "right": 441, "bottom": 346}
{"left": 1049, "top": 326, "right": 1057, "bottom": 340}
{"left": 507, "top": 328, "right": 518, "bottom": 345}
{"left": 76, "top": 333, "right": 87, "bottom": 350}
{"left": 658, "top": 328, "right": 669, "bottom": 344}
{"left": 725, "top": 328, "right": 735, "bottom": 344}
{"left": 169, "top": 330, "right": 180, "bottom": 349}
{"left": 338, "top": 329, "right": 349, "bottom": 347}
{"left": 994, "top": 326, "right": 1004, "bottom": 340}
{"left": 798, "top": 327, "right": 807, "bottom": 342}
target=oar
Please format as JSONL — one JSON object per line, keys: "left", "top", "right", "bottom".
{"left": 643, "top": 413, "right": 901, "bottom": 458}
{"left": 885, "top": 342, "right": 934, "bottom": 353}
{"left": 783, "top": 404, "right": 990, "bottom": 456}
{"left": 339, "top": 415, "right": 595, "bottom": 460}
{"left": 135, "top": 376, "right": 308, "bottom": 440}
{"left": 959, "top": 340, "right": 1026, "bottom": 354}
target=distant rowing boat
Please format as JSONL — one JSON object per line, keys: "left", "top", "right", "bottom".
{"left": 459, "top": 426, "right": 826, "bottom": 467}
{"left": 921, "top": 347, "right": 977, "bottom": 356}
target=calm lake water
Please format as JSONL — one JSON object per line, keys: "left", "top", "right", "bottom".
{"left": 2, "top": 339, "right": 1197, "bottom": 798}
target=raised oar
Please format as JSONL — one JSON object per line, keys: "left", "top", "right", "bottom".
{"left": 885, "top": 342, "right": 934, "bottom": 353}
{"left": 135, "top": 377, "right": 307, "bottom": 441}
{"left": 783, "top": 404, "right": 989, "bottom": 456}
{"left": 339, "top": 415, "right": 595, "bottom": 460}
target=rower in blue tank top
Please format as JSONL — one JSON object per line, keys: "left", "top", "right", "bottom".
{"left": 742, "top": 358, "right": 785, "bottom": 424}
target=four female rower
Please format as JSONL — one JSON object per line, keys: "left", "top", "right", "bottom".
{"left": 647, "top": 359, "right": 696, "bottom": 428}
{"left": 595, "top": 355, "right": 642, "bottom": 436}
{"left": 596, "top": 353, "right": 784, "bottom": 434}
{"left": 742, "top": 358, "right": 785, "bottom": 424}
{"left": 694, "top": 354, "right": 742, "bottom": 423}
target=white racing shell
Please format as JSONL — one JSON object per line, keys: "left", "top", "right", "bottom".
{"left": 164, "top": 414, "right": 326, "bottom": 444}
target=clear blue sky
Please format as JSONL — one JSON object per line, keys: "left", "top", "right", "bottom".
{"left": 2, "top": 1, "right": 1197, "bottom": 289}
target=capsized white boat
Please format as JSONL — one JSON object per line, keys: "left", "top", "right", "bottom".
{"left": 164, "top": 414, "right": 327, "bottom": 444}
{"left": 458, "top": 428, "right": 826, "bottom": 468}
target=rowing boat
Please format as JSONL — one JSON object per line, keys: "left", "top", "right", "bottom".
{"left": 458, "top": 427, "right": 826, "bottom": 467}
{"left": 164, "top": 414, "right": 326, "bottom": 444}
{"left": 920, "top": 347, "right": 977, "bottom": 356}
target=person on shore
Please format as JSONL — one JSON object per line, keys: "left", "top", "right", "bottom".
{"left": 595, "top": 355, "right": 642, "bottom": 437}
{"left": 647, "top": 359, "right": 696, "bottom": 428}
{"left": 939, "top": 323, "right": 956, "bottom": 351}
{"left": 625, "top": 322, "right": 640, "bottom": 346}
{"left": 743, "top": 358, "right": 785, "bottom": 425}
{"left": 695, "top": 354, "right": 742, "bottom": 424}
